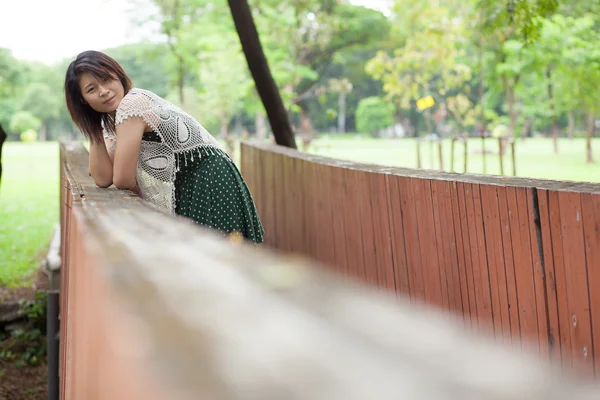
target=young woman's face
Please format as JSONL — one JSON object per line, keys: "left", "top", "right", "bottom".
{"left": 78, "top": 72, "right": 125, "bottom": 113}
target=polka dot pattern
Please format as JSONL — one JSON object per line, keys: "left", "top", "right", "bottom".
{"left": 143, "top": 132, "right": 264, "bottom": 244}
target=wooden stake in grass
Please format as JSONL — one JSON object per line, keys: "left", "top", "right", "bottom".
{"left": 416, "top": 139, "right": 422, "bottom": 169}
{"left": 498, "top": 137, "right": 505, "bottom": 176}
{"left": 450, "top": 137, "right": 456, "bottom": 172}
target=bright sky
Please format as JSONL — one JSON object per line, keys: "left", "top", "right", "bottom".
{"left": 0, "top": 0, "right": 390, "bottom": 65}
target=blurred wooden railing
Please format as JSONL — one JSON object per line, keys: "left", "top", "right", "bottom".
{"left": 58, "top": 141, "right": 600, "bottom": 399}
{"left": 240, "top": 141, "right": 600, "bottom": 378}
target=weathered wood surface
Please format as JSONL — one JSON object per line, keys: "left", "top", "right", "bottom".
{"left": 240, "top": 141, "right": 600, "bottom": 378}
{"left": 60, "top": 141, "right": 600, "bottom": 399}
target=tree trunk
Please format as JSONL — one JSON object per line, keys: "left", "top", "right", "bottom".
{"left": 39, "top": 122, "right": 47, "bottom": 142}
{"left": 546, "top": 64, "right": 558, "bottom": 153}
{"left": 478, "top": 21, "right": 486, "bottom": 134}
{"left": 586, "top": 113, "right": 595, "bottom": 164}
{"left": 221, "top": 114, "right": 235, "bottom": 157}
{"left": 227, "top": 0, "right": 296, "bottom": 149}
{"left": 0, "top": 124, "right": 6, "bottom": 190}
{"left": 504, "top": 77, "right": 517, "bottom": 138}
{"left": 299, "top": 103, "right": 313, "bottom": 151}
{"left": 568, "top": 111, "right": 575, "bottom": 139}
{"left": 338, "top": 92, "right": 346, "bottom": 134}
{"left": 178, "top": 56, "right": 185, "bottom": 108}
{"left": 255, "top": 111, "right": 266, "bottom": 140}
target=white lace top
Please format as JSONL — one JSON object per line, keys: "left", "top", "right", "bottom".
{"left": 103, "top": 88, "right": 223, "bottom": 213}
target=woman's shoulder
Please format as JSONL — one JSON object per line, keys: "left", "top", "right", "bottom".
{"left": 117, "top": 88, "right": 161, "bottom": 112}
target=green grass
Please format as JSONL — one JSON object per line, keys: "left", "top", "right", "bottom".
{"left": 0, "top": 142, "right": 59, "bottom": 287}
{"left": 308, "top": 136, "right": 600, "bottom": 183}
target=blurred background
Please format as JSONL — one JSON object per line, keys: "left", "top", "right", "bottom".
{"left": 1, "top": 0, "right": 600, "bottom": 396}
{"left": 2, "top": 0, "right": 600, "bottom": 280}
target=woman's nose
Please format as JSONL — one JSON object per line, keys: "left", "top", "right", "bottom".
{"left": 99, "top": 86, "right": 109, "bottom": 96}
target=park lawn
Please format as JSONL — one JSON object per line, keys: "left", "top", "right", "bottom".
{"left": 309, "top": 136, "right": 600, "bottom": 183}
{"left": 0, "top": 142, "right": 59, "bottom": 287}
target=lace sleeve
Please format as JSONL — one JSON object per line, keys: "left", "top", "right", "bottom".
{"left": 115, "top": 89, "right": 161, "bottom": 132}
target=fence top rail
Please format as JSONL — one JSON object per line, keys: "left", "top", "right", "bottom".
{"left": 60, "top": 140, "right": 599, "bottom": 399}
{"left": 241, "top": 141, "right": 600, "bottom": 194}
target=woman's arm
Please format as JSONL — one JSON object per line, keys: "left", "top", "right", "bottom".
{"left": 112, "top": 116, "right": 145, "bottom": 192}
{"left": 89, "top": 138, "right": 114, "bottom": 188}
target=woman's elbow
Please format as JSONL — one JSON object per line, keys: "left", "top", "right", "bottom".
{"left": 93, "top": 175, "right": 113, "bottom": 188}
{"left": 113, "top": 173, "right": 135, "bottom": 190}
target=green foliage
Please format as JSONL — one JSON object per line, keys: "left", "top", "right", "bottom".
{"left": 479, "top": 0, "right": 560, "bottom": 43}
{"left": 9, "top": 111, "right": 41, "bottom": 135}
{"left": 0, "top": 292, "right": 47, "bottom": 367}
{"left": 355, "top": 97, "right": 395, "bottom": 133}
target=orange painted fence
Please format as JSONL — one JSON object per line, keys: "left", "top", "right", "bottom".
{"left": 241, "top": 141, "right": 600, "bottom": 377}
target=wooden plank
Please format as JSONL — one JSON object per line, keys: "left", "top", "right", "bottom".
{"left": 439, "top": 180, "right": 464, "bottom": 318}
{"left": 292, "top": 156, "right": 308, "bottom": 256}
{"left": 581, "top": 192, "right": 600, "bottom": 377}
{"left": 415, "top": 178, "right": 445, "bottom": 309}
{"left": 329, "top": 165, "right": 349, "bottom": 276}
{"left": 470, "top": 184, "right": 494, "bottom": 334}
{"left": 547, "top": 190, "right": 573, "bottom": 368}
{"left": 370, "top": 172, "right": 396, "bottom": 293}
{"left": 456, "top": 182, "right": 478, "bottom": 329}
{"left": 497, "top": 186, "right": 522, "bottom": 349}
{"left": 429, "top": 179, "right": 452, "bottom": 313}
{"left": 272, "top": 152, "right": 285, "bottom": 250}
{"left": 386, "top": 174, "right": 410, "bottom": 296}
{"left": 536, "top": 189, "right": 562, "bottom": 363}
{"left": 302, "top": 159, "right": 318, "bottom": 261}
{"left": 314, "top": 161, "right": 337, "bottom": 269}
{"left": 449, "top": 182, "right": 470, "bottom": 327}
{"left": 358, "top": 170, "right": 378, "bottom": 287}
{"left": 507, "top": 187, "right": 540, "bottom": 352}
{"left": 481, "top": 185, "right": 511, "bottom": 343}
{"left": 527, "top": 189, "right": 551, "bottom": 359}
{"left": 398, "top": 177, "right": 425, "bottom": 303}
{"left": 462, "top": 183, "right": 486, "bottom": 332}
{"left": 557, "top": 191, "right": 594, "bottom": 375}
{"left": 261, "top": 151, "right": 277, "bottom": 247}
{"left": 343, "top": 168, "right": 366, "bottom": 283}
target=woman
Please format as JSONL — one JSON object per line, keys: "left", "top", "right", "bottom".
{"left": 64, "top": 50, "right": 264, "bottom": 244}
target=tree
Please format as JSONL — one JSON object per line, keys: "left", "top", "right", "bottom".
{"left": 227, "top": 0, "right": 296, "bottom": 148}
{"left": 19, "top": 83, "right": 61, "bottom": 141}
{"left": 9, "top": 111, "right": 42, "bottom": 136}
{"left": 327, "top": 78, "right": 353, "bottom": 133}
{"left": 356, "top": 97, "right": 394, "bottom": 134}
{"left": 366, "top": 0, "right": 472, "bottom": 135}
{"left": 0, "top": 48, "right": 22, "bottom": 188}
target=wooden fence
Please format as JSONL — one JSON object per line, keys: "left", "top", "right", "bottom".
{"left": 240, "top": 141, "right": 600, "bottom": 377}
{"left": 58, "top": 140, "right": 600, "bottom": 399}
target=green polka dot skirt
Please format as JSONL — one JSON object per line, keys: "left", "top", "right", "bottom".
{"left": 143, "top": 133, "right": 264, "bottom": 244}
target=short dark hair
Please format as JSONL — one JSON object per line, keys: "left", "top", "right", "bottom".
{"left": 64, "top": 50, "right": 132, "bottom": 143}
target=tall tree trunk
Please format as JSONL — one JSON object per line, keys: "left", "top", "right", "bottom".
{"left": 568, "top": 111, "right": 575, "bottom": 139}
{"left": 504, "top": 77, "right": 517, "bottom": 138}
{"left": 478, "top": 19, "right": 486, "bottom": 135}
{"left": 338, "top": 92, "right": 346, "bottom": 134}
{"left": 0, "top": 124, "right": 6, "bottom": 190}
{"left": 298, "top": 102, "right": 313, "bottom": 151}
{"left": 39, "top": 122, "right": 47, "bottom": 142}
{"left": 178, "top": 57, "right": 185, "bottom": 108}
{"left": 546, "top": 64, "right": 558, "bottom": 153}
{"left": 221, "top": 113, "right": 235, "bottom": 157}
{"left": 586, "top": 112, "right": 595, "bottom": 164}
{"left": 228, "top": 0, "right": 296, "bottom": 149}
{"left": 255, "top": 111, "right": 266, "bottom": 140}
